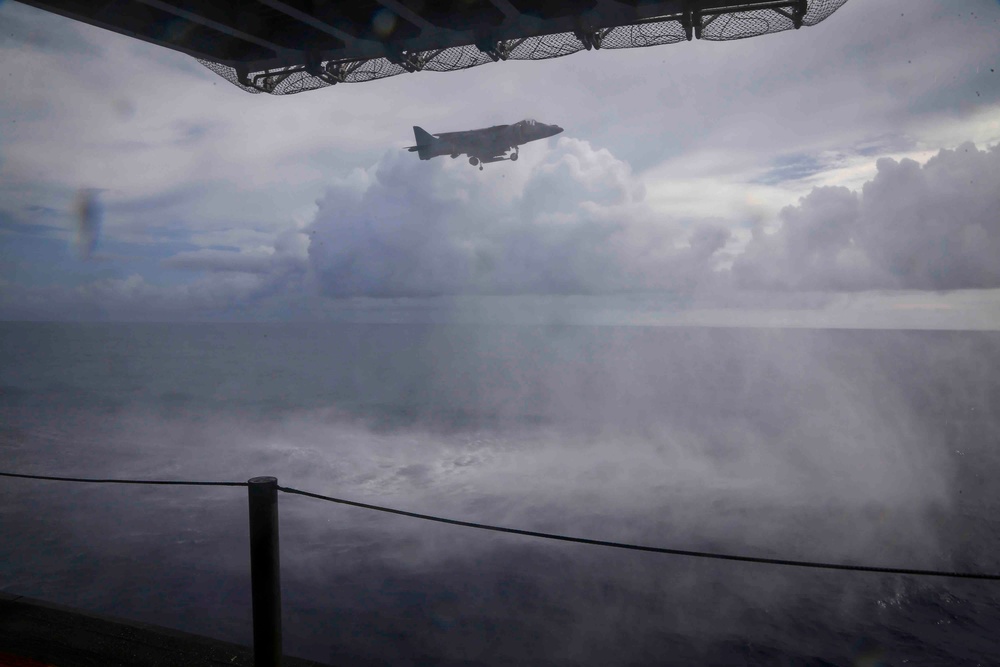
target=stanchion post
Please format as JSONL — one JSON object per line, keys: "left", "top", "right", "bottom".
{"left": 248, "top": 476, "right": 282, "bottom": 667}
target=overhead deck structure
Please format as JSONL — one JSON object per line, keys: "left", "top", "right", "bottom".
{"left": 17, "top": 0, "right": 848, "bottom": 94}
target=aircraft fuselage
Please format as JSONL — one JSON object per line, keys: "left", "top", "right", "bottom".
{"left": 406, "top": 119, "right": 563, "bottom": 169}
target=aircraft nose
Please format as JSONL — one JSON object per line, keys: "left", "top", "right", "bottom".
{"left": 551, "top": 125, "right": 564, "bottom": 136}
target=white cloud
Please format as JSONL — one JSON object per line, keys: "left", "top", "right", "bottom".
{"left": 163, "top": 249, "right": 276, "bottom": 274}
{"left": 163, "top": 228, "right": 308, "bottom": 275}
{"left": 6, "top": 137, "right": 1000, "bottom": 329}
{"left": 309, "top": 139, "right": 1000, "bottom": 301}
{"left": 734, "top": 142, "right": 1000, "bottom": 291}
{"left": 307, "top": 138, "right": 728, "bottom": 298}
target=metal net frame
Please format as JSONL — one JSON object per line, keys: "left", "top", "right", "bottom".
{"left": 200, "top": 0, "right": 848, "bottom": 95}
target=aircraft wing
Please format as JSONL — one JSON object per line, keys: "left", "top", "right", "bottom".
{"left": 437, "top": 126, "right": 512, "bottom": 157}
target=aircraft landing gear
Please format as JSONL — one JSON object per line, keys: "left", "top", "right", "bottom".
{"left": 469, "top": 157, "right": 479, "bottom": 167}
{"left": 510, "top": 151, "right": 518, "bottom": 162}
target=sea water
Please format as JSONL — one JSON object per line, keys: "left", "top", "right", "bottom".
{"left": 1, "top": 322, "right": 998, "bottom": 665}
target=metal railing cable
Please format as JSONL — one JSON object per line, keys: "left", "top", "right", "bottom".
{"left": 278, "top": 485, "right": 1000, "bottom": 582}
{"left": 0, "top": 471, "right": 247, "bottom": 487}
{"left": 3, "top": 470, "right": 999, "bottom": 581}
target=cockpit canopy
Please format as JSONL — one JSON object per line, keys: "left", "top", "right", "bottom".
{"left": 511, "top": 118, "right": 563, "bottom": 142}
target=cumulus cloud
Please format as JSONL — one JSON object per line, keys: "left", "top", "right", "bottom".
{"left": 307, "top": 138, "right": 728, "bottom": 298}
{"left": 734, "top": 142, "right": 1000, "bottom": 291}
{"left": 308, "top": 140, "right": 1000, "bottom": 302}
{"left": 163, "top": 249, "right": 276, "bottom": 274}
{"left": 6, "top": 135, "right": 1000, "bottom": 323}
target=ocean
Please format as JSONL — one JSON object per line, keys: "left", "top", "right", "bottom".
{"left": 1, "top": 322, "right": 999, "bottom": 665}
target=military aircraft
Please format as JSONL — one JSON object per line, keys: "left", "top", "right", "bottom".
{"left": 406, "top": 119, "right": 563, "bottom": 170}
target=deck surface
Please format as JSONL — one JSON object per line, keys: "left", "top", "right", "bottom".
{"left": 0, "top": 592, "right": 330, "bottom": 667}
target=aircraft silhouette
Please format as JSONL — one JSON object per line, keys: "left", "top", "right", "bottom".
{"left": 406, "top": 119, "right": 563, "bottom": 170}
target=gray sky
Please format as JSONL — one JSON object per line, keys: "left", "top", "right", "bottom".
{"left": 1, "top": 0, "right": 999, "bottom": 327}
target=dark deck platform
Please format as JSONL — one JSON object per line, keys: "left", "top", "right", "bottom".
{"left": 0, "top": 592, "right": 330, "bottom": 667}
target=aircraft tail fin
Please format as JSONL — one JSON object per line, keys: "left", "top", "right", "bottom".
{"left": 413, "top": 126, "right": 434, "bottom": 145}
{"left": 411, "top": 126, "right": 437, "bottom": 160}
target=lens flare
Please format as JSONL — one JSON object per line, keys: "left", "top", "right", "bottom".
{"left": 372, "top": 9, "right": 397, "bottom": 37}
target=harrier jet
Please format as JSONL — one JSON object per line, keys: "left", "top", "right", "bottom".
{"left": 406, "top": 119, "right": 563, "bottom": 170}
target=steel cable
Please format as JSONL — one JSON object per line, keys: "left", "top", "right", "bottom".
{"left": 3, "top": 470, "right": 997, "bottom": 581}
{"left": 278, "top": 485, "right": 1000, "bottom": 582}
{"left": 0, "top": 471, "right": 247, "bottom": 487}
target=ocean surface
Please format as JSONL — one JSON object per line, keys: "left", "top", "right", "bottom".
{"left": 1, "top": 322, "right": 999, "bottom": 665}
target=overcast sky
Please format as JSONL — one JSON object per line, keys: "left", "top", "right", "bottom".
{"left": 1, "top": 0, "right": 999, "bottom": 327}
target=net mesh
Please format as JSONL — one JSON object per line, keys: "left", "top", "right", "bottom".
{"left": 199, "top": 59, "right": 260, "bottom": 94}
{"left": 422, "top": 46, "right": 494, "bottom": 72}
{"left": 508, "top": 32, "right": 585, "bottom": 60}
{"left": 200, "top": 0, "right": 848, "bottom": 95}
{"left": 600, "top": 20, "right": 688, "bottom": 50}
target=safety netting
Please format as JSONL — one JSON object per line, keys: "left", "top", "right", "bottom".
{"left": 200, "top": 0, "right": 848, "bottom": 95}
{"left": 700, "top": 0, "right": 848, "bottom": 40}
{"left": 600, "top": 20, "right": 688, "bottom": 50}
